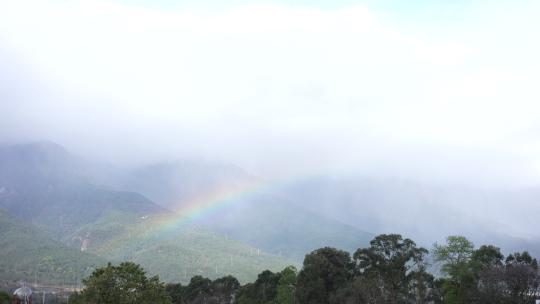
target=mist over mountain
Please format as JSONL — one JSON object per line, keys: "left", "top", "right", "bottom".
{"left": 2, "top": 0, "right": 540, "bottom": 189}
{"left": 2, "top": 141, "right": 539, "bottom": 266}
{"left": 0, "top": 142, "right": 293, "bottom": 285}
{"left": 2, "top": 1, "right": 540, "bottom": 301}
{"left": 116, "top": 154, "right": 540, "bottom": 257}
{"left": 274, "top": 178, "right": 540, "bottom": 256}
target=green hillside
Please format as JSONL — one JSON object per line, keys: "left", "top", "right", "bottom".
{"left": 122, "top": 162, "right": 374, "bottom": 260}
{"left": 0, "top": 210, "right": 106, "bottom": 288}
{"left": 69, "top": 211, "right": 293, "bottom": 284}
{"left": 197, "top": 193, "right": 374, "bottom": 260}
{"left": 0, "top": 143, "right": 293, "bottom": 285}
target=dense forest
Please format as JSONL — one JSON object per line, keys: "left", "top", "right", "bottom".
{"left": 69, "top": 234, "right": 540, "bottom": 304}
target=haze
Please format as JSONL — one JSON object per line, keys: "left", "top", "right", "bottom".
{"left": 1, "top": 0, "right": 540, "bottom": 188}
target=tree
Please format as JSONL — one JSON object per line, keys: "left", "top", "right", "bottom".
{"left": 296, "top": 247, "right": 352, "bottom": 304}
{"left": 165, "top": 282, "right": 185, "bottom": 304}
{"left": 165, "top": 275, "right": 239, "bottom": 304}
{"left": 236, "top": 270, "right": 281, "bottom": 304}
{"left": 184, "top": 275, "right": 213, "bottom": 304}
{"left": 276, "top": 266, "right": 297, "bottom": 304}
{"left": 211, "top": 275, "right": 240, "bottom": 304}
{"left": 408, "top": 265, "right": 436, "bottom": 304}
{"left": 353, "top": 234, "right": 430, "bottom": 304}
{"left": 0, "top": 291, "right": 10, "bottom": 304}
{"left": 70, "top": 262, "right": 171, "bottom": 304}
{"left": 433, "top": 236, "right": 476, "bottom": 304}
{"left": 471, "top": 245, "right": 505, "bottom": 304}
{"left": 474, "top": 263, "right": 506, "bottom": 304}
{"left": 471, "top": 245, "right": 503, "bottom": 271}
{"left": 235, "top": 283, "right": 257, "bottom": 304}
{"left": 504, "top": 251, "right": 539, "bottom": 304}
{"left": 433, "top": 236, "right": 474, "bottom": 277}
{"left": 330, "top": 275, "right": 385, "bottom": 304}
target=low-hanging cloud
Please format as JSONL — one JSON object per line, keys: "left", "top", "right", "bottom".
{"left": 1, "top": 0, "right": 540, "bottom": 187}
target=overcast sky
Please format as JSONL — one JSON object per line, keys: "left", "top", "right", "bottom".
{"left": 1, "top": 0, "right": 540, "bottom": 187}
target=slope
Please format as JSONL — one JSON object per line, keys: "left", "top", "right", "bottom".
{"left": 0, "top": 142, "right": 292, "bottom": 284}
{"left": 69, "top": 211, "right": 292, "bottom": 283}
{"left": 275, "top": 177, "right": 540, "bottom": 256}
{"left": 0, "top": 209, "right": 106, "bottom": 288}
{"left": 121, "top": 161, "right": 374, "bottom": 260}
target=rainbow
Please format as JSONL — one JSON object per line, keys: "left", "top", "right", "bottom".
{"left": 96, "top": 177, "right": 276, "bottom": 253}
{"left": 154, "top": 177, "right": 270, "bottom": 233}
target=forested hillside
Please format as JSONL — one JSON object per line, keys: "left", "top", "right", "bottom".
{"left": 120, "top": 162, "right": 374, "bottom": 260}
{"left": 69, "top": 234, "right": 540, "bottom": 304}
{"left": 0, "top": 143, "right": 291, "bottom": 286}
{"left": 0, "top": 210, "right": 104, "bottom": 287}
{"left": 2, "top": 142, "right": 540, "bottom": 292}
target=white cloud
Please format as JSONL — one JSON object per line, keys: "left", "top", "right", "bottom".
{"left": 1, "top": 0, "right": 540, "bottom": 186}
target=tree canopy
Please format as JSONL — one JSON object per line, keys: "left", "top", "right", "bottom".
{"left": 70, "top": 262, "right": 171, "bottom": 304}
{"left": 69, "top": 234, "right": 540, "bottom": 304}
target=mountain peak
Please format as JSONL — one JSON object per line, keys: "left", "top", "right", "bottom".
{"left": 0, "top": 140, "right": 71, "bottom": 161}
{"left": 9, "top": 140, "right": 68, "bottom": 153}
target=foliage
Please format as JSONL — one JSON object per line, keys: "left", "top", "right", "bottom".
{"left": 63, "top": 234, "right": 540, "bottom": 304}
{"left": 0, "top": 291, "right": 10, "bottom": 304}
{"left": 236, "top": 269, "right": 281, "bottom": 304}
{"left": 434, "top": 236, "right": 540, "bottom": 304}
{"left": 88, "top": 213, "right": 292, "bottom": 284}
{"left": 166, "top": 275, "right": 240, "bottom": 304}
{"left": 0, "top": 210, "right": 105, "bottom": 286}
{"left": 211, "top": 275, "right": 241, "bottom": 303}
{"left": 433, "top": 236, "right": 475, "bottom": 277}
{"left": 0, "top": 206, "right": 291, "bottom": 286}
{"left": 353, "top": 234, "right": 430, "bottom": 304}
{"left": 233, "top": 265, "right": 298, "bottom": 304}
{"left": 275, "top": 266, "right": 297, "bottom": 304}
{"left": 433, "top": 236, "right": 477, "bottom": 304}
{"left": 229, "top": 234, "right": 540, "bottom": 304}
{"left": 296, "top": 247, "right": 352, "bottom": 304}
{"left": 503, "top": 251, "right": 539, "bottom": 303}
{"left": 69, "top": 262, "right": 171, "bottom": 304}
{"left": 182, "top": 275, "right": 213, "bottom": 303}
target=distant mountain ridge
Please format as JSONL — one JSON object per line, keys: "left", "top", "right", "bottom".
{"left": 118, "top": 160, "right": 375, "bottom": 260}
{"left": 0, "top": 142, "right": 291, "bottom": 284}
{"left": 0, "top": 142, "right": 166, "bottom": 239}
{"left": 274, "top": 177, "right": 540, "bottom": 257}
{"left": 115, "top": 152, "right": 540, "bottom": 258}
{"left": 3, "top": 141, "right": 540, "bottom": 287}
{"left": 0, "top": 142, "right": 374, "bottom": 261}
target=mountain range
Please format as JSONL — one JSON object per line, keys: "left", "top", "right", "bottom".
{"left": 1, "top": 141, "right": 539, "bottom": 288}
{"left": 0, "top": 142, "right": 371, "bottom": 287}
